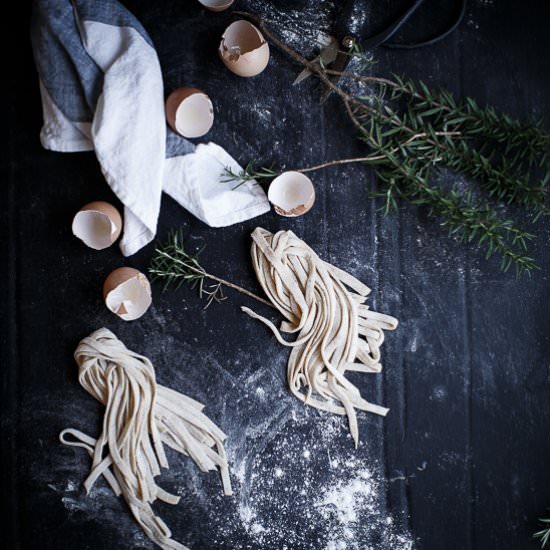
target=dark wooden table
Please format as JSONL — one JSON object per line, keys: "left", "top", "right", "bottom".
{"left": 3, "top": 1, "right": 550, "bottom": 549}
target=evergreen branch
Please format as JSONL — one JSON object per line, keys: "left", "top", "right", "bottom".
{"left": 222, "top": 161, "right": 278, "bottom": 189}
{"left": 233, "top": 11, "right": 549, "bottom": 275}
{"left": 535, "top": 517, "right": 550, "bottom": 548}
{"left": 222, "top": 132, "right": 460, "bottom": 183}
{"left": 149, "top": 229, "right": 273, "bottom": 307}
{"left": 440, "top": 141, "right": 549, "bottom": 216}
{"left": 222, "top": 156, "right": 390, "bottom": 184}
{"left": 341, "top": 71, "right": 550, "bottom": 171}
{"left": 374, "top": 157, "right": 538, "bottom": 274}
{"left": 371, "top": 74, "right": 550, "bottom": 167}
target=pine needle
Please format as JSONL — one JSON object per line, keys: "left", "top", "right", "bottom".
{"left": 225, "top": 12, "right": 550, "bottom": 275}
{"left": 221, "top": 161, "right": 279, "bottom": 190}
{"left": 148, "top": 229, "right": 225, "bottom": 307}
{"left": 149, "top": 229, "right": 273, "bottom": 308}
{"left": 535, "top": 518, "right": 550, "bottom": 548}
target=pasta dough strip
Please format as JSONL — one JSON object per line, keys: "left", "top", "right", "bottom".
{"left": 243, "top": 227, "right": 399, "bottom": 447}
{"left": 60, "top": 328, "right": 232, "bottom": 550}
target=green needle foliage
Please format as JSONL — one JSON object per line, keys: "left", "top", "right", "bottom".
{"left": 149, "top": 229, "right": 226, "bottom": 307}
{"left": 535, "top": 517, "right": 550, "bottom": 548}
{"left": 222, "top": 161, "right": 278, "bottom": 189}
{"left": 149, "top": 229, "right": 272, "bottom": 308}
{"left": 351, "top": 75, "right": 548, "bottom": 275}
{"left": 225, "top": 14, "right": 550, "bottom": 276}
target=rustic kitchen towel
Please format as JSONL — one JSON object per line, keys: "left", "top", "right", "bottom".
{"left": 31, "top": 0, "right": 270, "bottom": 256}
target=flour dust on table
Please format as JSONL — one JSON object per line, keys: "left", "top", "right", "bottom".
{"left": 212, "top": 409, "right": 415, "bottom": 550}
{"left": 39, "top": 372, "right": 415, "bottom": 550}
{"left": 250, "top": 0, "right": 336, "bottom": 57}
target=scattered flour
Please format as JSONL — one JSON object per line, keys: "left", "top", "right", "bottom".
{"left": 315, "top": 465, "right": 414, "bottom": 550}
{"left": 42, "top": 360, "right": 417, "bottom": 550}
{"left": 251, "top": 0, "right": 335, "bottom": 56}
{"left": 316, "top": 469, "right": 376, "bottom": 524}
{"left": 212, "top": 406, "right": 416, "bottom": 550}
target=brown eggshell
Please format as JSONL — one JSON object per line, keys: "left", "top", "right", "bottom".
{"left": 268, "top": 171, "right": 316, "bottom": 217}
{"left": 219, "top": 20, "right": 270, "bottom": 77}
{"left": 103, "top": 267, "right": 152, "bottom": 321}
{"left": 165, "top": 87, "right": 214, "bottom": 138}
{"left": 72, "top": 201, "right": 122, "bottom": 250}
{"left": 103, "top": 267, "right": 142, "bottom": 299}
{"left": 198, "top": 0, "right": 234, "bottom": 11}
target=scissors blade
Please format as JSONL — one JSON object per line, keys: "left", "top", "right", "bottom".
{"left": 293, "top": 66, "right": 315, "bottom": 86}
{"left": 292, "top": 36, "right": 339, "bottom": 86}
{"left": 319, "top": 44, "right": 353, "bottom": 104}
{"left": 317, "top": 0, "right": 370, "bottom": 102}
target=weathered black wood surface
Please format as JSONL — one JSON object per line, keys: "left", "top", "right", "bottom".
{"left": 3, "top": 1, "right": 550, "bottom": 549}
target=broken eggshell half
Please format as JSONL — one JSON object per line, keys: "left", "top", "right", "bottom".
{"left": 72, "top": 201, "right": 122, "bottom": 250}
{"left": 103, "top": 267, "right": 152, "bottom": 321}
{"left": 198, "top": 0, "right": 234, "bottom": 11}
{"left": 268, "top": 171, "right": 316, "bottom": 217}
{"left": 165, "top": 87, "right": 214, "bottom": 139}
{"left": 219, "top": 20, "right": 270, "bottom": 77}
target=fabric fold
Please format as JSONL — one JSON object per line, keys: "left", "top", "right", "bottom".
{"left": 31, "top": 0, "right": 270, "bottom": 256}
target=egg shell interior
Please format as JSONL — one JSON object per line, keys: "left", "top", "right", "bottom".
{"left": 219, "top": 21, "right": 270, "bottom": 77}
{"left": 198, "top": 0, "right": 233, "bottom": 11}
{"left": 72, "top": 208, "right": 120, "bottom": 250}
{"left": 268, "top": 171, "right": 315, "bottom": 213}
{"left": 104, "top": 272, "right": 152, "bottom": 321}
{"left": 222, "top": 20, "right": 264, "bottom": 55}
{"left": 175, "top": 93, "right": 214, "bottom": 138}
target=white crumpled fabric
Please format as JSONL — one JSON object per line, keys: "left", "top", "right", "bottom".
{"left": 32, "top": 0, "right": 270, "bottom": 256}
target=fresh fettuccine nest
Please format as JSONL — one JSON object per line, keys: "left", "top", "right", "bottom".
{"left": 60, "top": 328, "right": 231, "bottom": 550}
{"left": 242, "top": 227, "right": 399, "bottom": 447}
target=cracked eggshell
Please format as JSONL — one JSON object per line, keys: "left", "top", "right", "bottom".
{"left": 268, "top": 171, "right": 316, "bottom": 217}
{"left": 165, "top": 87, "right": 214, "bottom": 139}
{"left": 72, "top": 201, "right": 122, "bottom": 250}
{"left": 103, "top": 267, "right": 152, "bottom": 321}
{"left": 198, "top": 0, "right": 234, "bottom": 11}
{"left": 219, "top": 20, "right": 270, "bottom": 77}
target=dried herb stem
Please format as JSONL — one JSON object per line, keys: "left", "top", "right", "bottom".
{"left": 225, "top": 130, "right": 461, "bottom": 185}
{"left": 149, "top": 230, "right": 273, "bottom": 308}
{"left": 230, "top": 11, "right": 550, "bottom": 275}
{"left": 296, "top": 131, "right": 461, "bottom": 173}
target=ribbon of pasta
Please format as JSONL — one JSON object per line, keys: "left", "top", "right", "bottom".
{"left": 60, "top": 328, "right": 232, "bottom": 550}
{"left": 243, "top": 227, "right": 399, "bottom": 447}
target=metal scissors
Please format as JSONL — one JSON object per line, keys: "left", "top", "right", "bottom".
{"left": 294, "top": 0, "right": 468, "bottom": 101}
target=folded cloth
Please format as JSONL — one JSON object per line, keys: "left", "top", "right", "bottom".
{"left": 31, "top": 0, "right": 270, "bottom": 256}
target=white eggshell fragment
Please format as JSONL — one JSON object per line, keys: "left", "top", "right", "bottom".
{"left": 219, "top": 20, "right": 270, "bottom": 77}
{"left": 103, "top": 267, "right": 152, "bottom": 321}
{"left": 198, "top": 0, "right": 233, "bottom": 11}
{"left": 72, "top": 201, "right": 122, "bottom": 250}
{"left": 165, "top": 87, "right": 214, "bottom": 139}
{"left": 268, "top": 171, "right": 316, "bottom": 217}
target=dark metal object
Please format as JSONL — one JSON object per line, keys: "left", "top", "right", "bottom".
{"left": 318, "top": 0, "right": 468, "bottom": 102}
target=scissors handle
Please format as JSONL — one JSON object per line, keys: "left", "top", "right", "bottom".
{"left": 334, "top": 0, "right": 371, "bottom": 47}
{"left": 361, "top": 0, "right": 427, "bottom": 50}
{"left": 384, "top": 0, "right": 468, "bottom": 49}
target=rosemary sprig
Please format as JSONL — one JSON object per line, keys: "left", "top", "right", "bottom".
{"left": 149, "top": 229, "right": 272, "bottom": 308}
{"left": 222, "top": 161, "right": 278, "bottom": 190}
{"left": 336, "top": 40, "right": 377, "bottom": 73}
{"left": 351, "top": 42, "right": 377, "bottom": 73}
{"left": 535, "top": 517, "right": 550, "bottom": 548}
{"left": 228, "top": 11, "right": 550, "bottom": 275}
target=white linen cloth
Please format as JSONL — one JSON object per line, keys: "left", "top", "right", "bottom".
{"left": 32, "top": 0, "right": 270, "bottom": 256}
